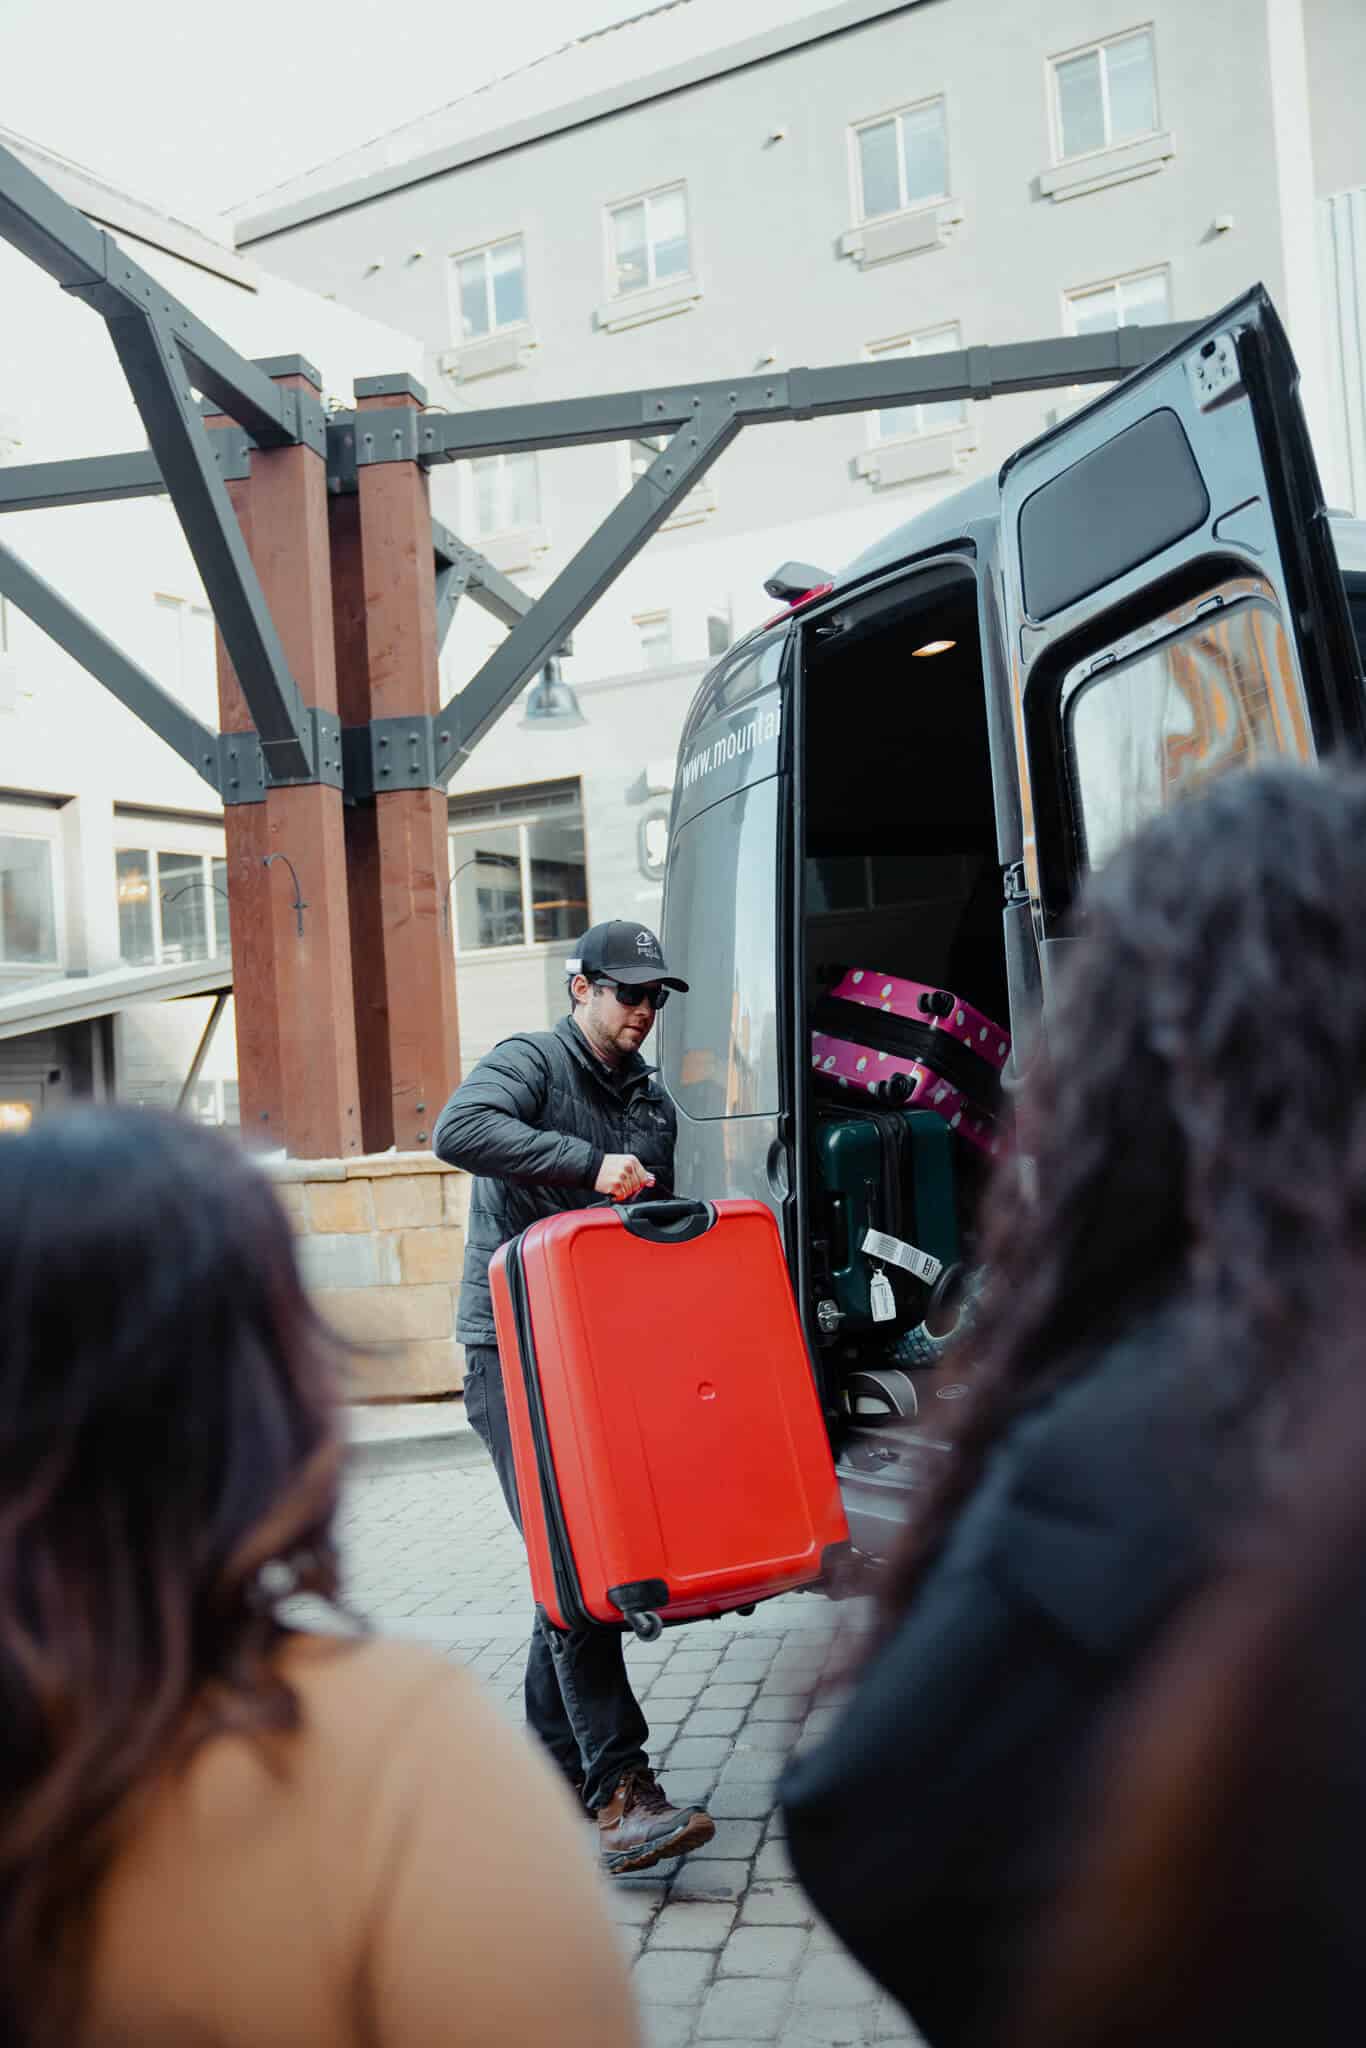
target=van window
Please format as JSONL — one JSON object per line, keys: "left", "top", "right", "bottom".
{"left": 1066, "top": 594, "right": 1306, "bottom": 870}
{"left": 660, "top": 777, "right": 780, "bottom": 1120}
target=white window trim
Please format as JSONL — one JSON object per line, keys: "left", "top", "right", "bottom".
{"left": 447, "top": 800, "right": 588, "bottom": 959}
{"left": 597, "top": 183, "right": 702, "bottom": 332}
{"left": 114, "top": 840, "right": 229, "bottom": 968}
{"left": 462, "top": 451, "right": 549, "bottom": 571}
{"left": 850, "top": 95, "right": 951, "bottom": 226}
{"left": 863, "top": 325, "right": 972, "bottom": 448}
{"left": 1048, "top": 25, "right": 1161, "bottom": 165}
{"left": 442, "top": 233, "right": 536, "bottom": 381}
{"left": 840, "top": 98, "right": 961, "bottom": 266}
{"left": 1040, "top": 27, "right": 1172, "bottom": 202}
{"left": 0, "top": 805, "right": 64, "bottom": 972}
{"left": 1062, "top": 264, "right": 1173, "bottom": 336}
{"left": 632, "top": 609, "right": 675, "bottom": 671}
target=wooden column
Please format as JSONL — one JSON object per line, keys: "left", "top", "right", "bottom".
{"left": 210, "top": 360, "right": 363, "bottom": 1158}
{"left": 330, "top": 372, "right": 460, "bottom": 1154}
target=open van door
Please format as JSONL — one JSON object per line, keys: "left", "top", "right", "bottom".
{"left": 997, "top": 285, "right": 1364, "bottom": 940}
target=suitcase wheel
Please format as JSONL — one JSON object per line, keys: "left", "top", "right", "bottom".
{"left": 629, "top": 1610, "right": 664, "bottom": 1642}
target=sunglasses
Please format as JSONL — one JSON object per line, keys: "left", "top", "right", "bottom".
{"left": 595, "top": 978, "right": 670, "bottom": 1011}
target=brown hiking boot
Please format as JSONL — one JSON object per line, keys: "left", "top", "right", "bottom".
{"left": 596, "top": 1767, "right": 715, "bottom": 1875}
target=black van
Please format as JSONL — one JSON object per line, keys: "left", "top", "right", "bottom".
{"left": 657, "top": 286, "right": 1366, "bottom": 1564}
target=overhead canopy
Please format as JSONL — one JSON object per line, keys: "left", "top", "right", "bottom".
{"left": 0, "top": 955, "right": 231, "bottom": 1042}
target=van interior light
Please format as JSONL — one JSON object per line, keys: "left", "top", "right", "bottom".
{"left": 912, "top": 639, "right": 957, "bottom": 657}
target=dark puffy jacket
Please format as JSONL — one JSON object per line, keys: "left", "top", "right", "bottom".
{"left": 781, "top": 1308, "right": 1226, "bottom": 2048}
{"left": 433, "top": 1013, "right": 677, "bottom": 1346}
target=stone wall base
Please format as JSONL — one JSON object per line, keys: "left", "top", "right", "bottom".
{"left": 267, "top": 1151, "right": 470, "bottom": 1401}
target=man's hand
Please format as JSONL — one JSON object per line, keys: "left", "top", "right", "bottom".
{"left": 595, "top": 1153, "right": 656, "bottom": 1201}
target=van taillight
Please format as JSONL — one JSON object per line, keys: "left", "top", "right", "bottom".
{"left": 762, "top": 582, "right": 834, "bottom": 629}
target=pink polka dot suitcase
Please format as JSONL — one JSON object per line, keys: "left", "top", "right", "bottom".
{"left": 810, "top": 969, "right": 1010, "bottom": 1159}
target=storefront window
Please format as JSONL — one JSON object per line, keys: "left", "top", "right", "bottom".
{"left": 448, "top": 782, "right": 588, "bottom": 954}
{"left": 1, "top": 835, "right": 57, "bottom": 964}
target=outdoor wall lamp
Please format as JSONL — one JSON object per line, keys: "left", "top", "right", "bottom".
{"left": 263, "top": 853, "right": 307, "bottom": 938}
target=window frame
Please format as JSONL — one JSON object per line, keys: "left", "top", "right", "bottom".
{"left": 850, "top": 94, "right": 950, "bottom": 226}
{"left": 866, "top": 322, "right": 969, "bottom": 446}
{"left": 633, "top": 609, "right": 675, "bottom": 671}
{"left": 604, "top": 182, "right": 693, "bottom": 301}
{"left": 151, "top": 590, "right": 216, "bottom": 721}
{"left": 113, "top": 820, "right": 229, "bottom": 969}
{"left": 446, "top": 783, "right": 588, "bottom": 959}
{"left": 1048, "top": 25, "right": 1160, "bottom": 166}
{"left": 1063, "top": 265, "right": 1172, "bottom": 338}
{"left": 0, "top": 805, "right": 63, "bottom": 971}
{"left": 448, "top": 232, "right": 530, "bottom": 344}
{"left": 465, "top": 448, "right": 542, "bottom": 541}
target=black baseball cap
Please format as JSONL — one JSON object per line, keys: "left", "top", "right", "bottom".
{"left": 568, "top": 920, "right": 689, "bottom": 992}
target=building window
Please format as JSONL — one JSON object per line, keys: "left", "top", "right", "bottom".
{"left": 116, "top": 847, "right": 228, "bottom": 966}
{"left": 152, "top": 593, "right": 216, "bottom": 721}
{"left": 871, "top": 324, "right": 966, "bottom": 441}
{"left": 854, "top": 98, "right": 948, "bottom": 222}
{"left": 1052, "top": 29, "right": 1158, "bottom": 161}
{"left": 469, "top": 451, "right": 541, "bottom": 538}
{"left": 635, "top": 612, "right": 674, "bottom": 670}
{"left": 453, "top": 235, "right": 527, "bottom": 341}
{"left": 1065, "top": 268, "right": 1171, "bottom": 335}
{"left": 0, "top": 834, "right": 58, "bottom": 965}
{"left": 448, "top": 782, "right": 588, "bottom": 954}
{"left": 609, "top": 185, "right": 691, "bottom": 297}
{"left": 185, "top": 1078, "right": 240, "bottom": 1129}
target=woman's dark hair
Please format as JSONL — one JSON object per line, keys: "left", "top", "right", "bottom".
{"left": 1015, "top": 1362, "right": 1366, "bottom": 2048}
{"left": 883, "top": 761, "right": 1366, "bottom": 1620}
{"left": 0, "top": 1108, "right": 345, "bottom": 2044}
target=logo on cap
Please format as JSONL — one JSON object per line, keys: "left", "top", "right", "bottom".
{"left": 635, "top": 930, "right": 661, "bottom": 959}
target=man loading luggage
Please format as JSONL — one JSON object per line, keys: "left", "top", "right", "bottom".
{"left": 433, "top": 919, "right": 716, "bottom": 1875}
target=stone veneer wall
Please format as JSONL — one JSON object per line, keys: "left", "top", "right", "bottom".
{"left": 267, "top": 1152, "right": 471, "bottom": 1401}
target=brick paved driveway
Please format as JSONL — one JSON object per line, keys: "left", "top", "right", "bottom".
{"left": 338, "top": 1446, "right": 924, "bottom": 2048}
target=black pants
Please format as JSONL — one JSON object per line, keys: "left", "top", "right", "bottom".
{"left": 463, "top": 1344, "right": 650, "bottom": 1812}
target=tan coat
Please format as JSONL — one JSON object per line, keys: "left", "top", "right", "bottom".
{"left": 84, "top": 1636, "right": 641, "bottom": 2047}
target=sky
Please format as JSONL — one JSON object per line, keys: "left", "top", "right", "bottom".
{"left": 1, "top": 0, "right": 653, "bottom": 228}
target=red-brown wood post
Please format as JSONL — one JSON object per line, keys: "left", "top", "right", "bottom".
{"left": 210, "top": 359, "right": 363, "bottom": 1158}
{"left": 330, "top": 372, "right": 460, "bottom": 1154}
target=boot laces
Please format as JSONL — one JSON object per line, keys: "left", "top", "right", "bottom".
{"left": 622, "top": 1767, "right": 670, "bottom": 1816}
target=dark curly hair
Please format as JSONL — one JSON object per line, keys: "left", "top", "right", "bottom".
{"left": 0, "top": 1109, "right": 349, "bottom": 2046}
{"left": 882, "top": 761, "right": 1366, "bottom": 1623}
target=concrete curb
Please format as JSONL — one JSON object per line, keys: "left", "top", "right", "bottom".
{"left": 345, "top": 1428, "right": 486, "bottom": 1477}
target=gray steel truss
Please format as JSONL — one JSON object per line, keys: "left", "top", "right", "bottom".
{"left": 0, "top": 133, "right": 1199, "bottom": 803}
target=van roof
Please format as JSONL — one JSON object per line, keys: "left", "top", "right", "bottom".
{"left": 839, "top": 486, "right": 1366, "bottom": 590}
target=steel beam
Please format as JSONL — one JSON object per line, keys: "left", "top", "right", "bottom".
{"left": 106, "top": 313, "right": 313, "bottom": 780}
{"left": 436, "top": 408, "right": 739, "bottom": 779}
{"left": 0, "top": 429, "right": 253, "bottom": 514}
{"left": 0, "top": 140, "right": 304, "bottom": 449}
{"left": 0, "top": 535, "right": 220, "bottom": 792}
{"left": 430, "top": 517, "right": 571, "bottom": 649}
{"left": 420, "top": 324, "right": 1198, "bottom": 462}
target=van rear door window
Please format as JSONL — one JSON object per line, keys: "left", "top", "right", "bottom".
{"left": 659, "top": 779, "right": 780, "bottom": 1120}
{"left": 1066, "top": 592, "right": 1307, "bottom": 870}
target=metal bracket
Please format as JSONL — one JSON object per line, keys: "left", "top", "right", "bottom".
{"left": 342, "top": 714, "right": 445, "bottom": 803}
{"left": 327, "top": 407, "right": 442, "bottom": 490}
{"left": 217, "top": 708, "right": 343, "bottom": 806}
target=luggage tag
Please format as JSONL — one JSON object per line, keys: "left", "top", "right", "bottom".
{"left": 869, "top": 1267, "right": 897, "bottom": 1323}
{"left": 861, "top": 1228, "right": 944, "bottom": 1290}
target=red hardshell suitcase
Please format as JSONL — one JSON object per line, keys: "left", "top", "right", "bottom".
{"left": 489, "top": 1197, "right": 849, "bottom": 1639}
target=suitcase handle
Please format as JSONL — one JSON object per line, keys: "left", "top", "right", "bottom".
{"left": 618, "top": 1197, "right": 717, "bottom": 1243}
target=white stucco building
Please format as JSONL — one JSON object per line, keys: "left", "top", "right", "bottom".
{"left": 229, "top": 0, "right": 1366, "bottom": 1064}
{"left": 1, "top": 0, "right": 1363, "bottom": 1117}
